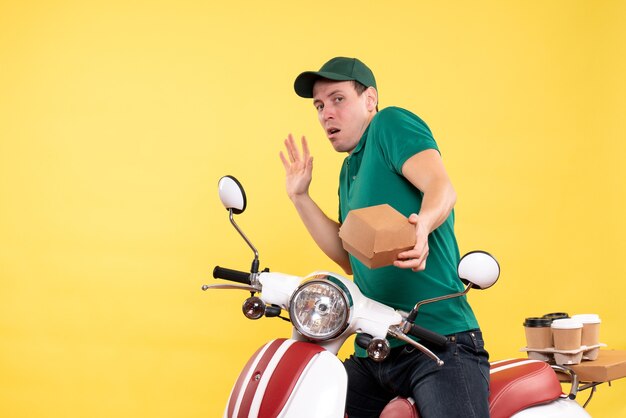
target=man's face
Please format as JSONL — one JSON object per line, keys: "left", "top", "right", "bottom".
{"left": 312, "top": 79, "right": 377, "bottom": 153}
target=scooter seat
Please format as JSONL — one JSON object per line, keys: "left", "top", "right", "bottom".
{"left": 489, "top": 358, "right": 563, "bottom": 418}
{"left": 380, "top": 358, "right": 563, "bottom": 418}
{"left": 379, "top": 397, "right": 418, "bottom": 418}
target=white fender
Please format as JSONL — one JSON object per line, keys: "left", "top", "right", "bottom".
{"left": 224, "top": 339, "right": 347, "bottom": 418}
{"left": 511, "top": 398, "right": 592, "bottom": 417}
{"left": 277, "top": 350, "right": 347, "bottom": 417}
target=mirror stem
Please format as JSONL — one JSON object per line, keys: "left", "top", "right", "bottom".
{"left": 406, "top": 283, "right": 471, "bottom": 323}
{"left": 229, "top": 209, "right": 260, "bottom": 273}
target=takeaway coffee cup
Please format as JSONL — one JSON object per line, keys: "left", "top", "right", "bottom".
{"left": 572, "top": 314, "right": 601, "bottom": 360}
{"left": 542, "top": 312, "right": 569, "bottom": 321}
{"left": 551, "top": 318, "right": 583, "bottom": 351}
{"left": 524, "top": 317, "right": 553, "bottom": 349}
{"left": 571, "top": 314, "right": 601, "bottom": 346}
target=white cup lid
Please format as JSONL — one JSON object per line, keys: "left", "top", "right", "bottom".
{"left": 571, "top": 314, "right": 601, "bottom": 324}
{"left": 551, "top": 318, "right": 583, "bottom": 329}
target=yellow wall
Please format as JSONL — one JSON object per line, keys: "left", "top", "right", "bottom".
{"left": 1, "top": 1, "right": 625, "bottom": 416}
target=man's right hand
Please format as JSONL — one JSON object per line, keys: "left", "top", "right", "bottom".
{"left": 279, "top": 134, "right": 313, "bottom": 201}
{"left": 278, "top": 134, "right": 352, "bottom": 274}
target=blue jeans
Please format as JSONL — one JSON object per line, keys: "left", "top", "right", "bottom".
{"left": 343, "top": 330, "right": 490, "bottom": 418}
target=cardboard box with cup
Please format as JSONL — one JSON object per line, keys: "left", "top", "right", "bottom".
{"left": 521, "top": 312, "right": 607, "bottom": 365}
{"left": 520, "top": 312, "right": 625, "bottom": 375}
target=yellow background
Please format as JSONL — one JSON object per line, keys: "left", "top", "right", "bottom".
{"left": 1, "top": 1, "right": 625, "bottom": 417}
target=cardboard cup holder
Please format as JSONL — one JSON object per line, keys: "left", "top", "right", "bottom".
{"left": 521, "top": 344, "right": 607, "bottom": 365}
{"left": 584, "top": 347, "right": 600, "bottom": 361}
{"left": 522, "top": 313, "right": 603, "bottom": 365}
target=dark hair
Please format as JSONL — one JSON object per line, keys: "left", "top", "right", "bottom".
{"left": 352, "top": 80, "right": 368, "bottom": 95}
{"left": 352, "top": 81, "right": 378, "bottom": 111}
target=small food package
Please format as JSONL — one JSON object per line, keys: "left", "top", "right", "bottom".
{"left": 339, "top": 204, "right": 416, "bottom": 269}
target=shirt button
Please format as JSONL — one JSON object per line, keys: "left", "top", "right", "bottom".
{"left": 352, "top": 176, "right": 356, "bottom": 180}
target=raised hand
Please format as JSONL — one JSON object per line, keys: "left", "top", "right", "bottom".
{"left": 279, "top": 134, "right": 313, "bottom": 201}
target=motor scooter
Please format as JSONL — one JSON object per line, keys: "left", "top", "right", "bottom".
{"left": 203, "top": 175, "right": 594, "bottom": 418}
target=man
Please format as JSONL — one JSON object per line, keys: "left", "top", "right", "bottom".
{"left": 280, "top": 57, "right": 489, "bottom": 418}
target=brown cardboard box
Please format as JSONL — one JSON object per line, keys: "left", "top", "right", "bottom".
{"left": 338, "top": 204, "right": 416, "bottom": 269}
{"left": 567, "top": 350, "right": 626, "bottom": 382}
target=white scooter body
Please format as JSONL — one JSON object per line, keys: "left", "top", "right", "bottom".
{"left": 222, "top": 271, "right": 401, "bottom": 418}
{"left": 209, "top": 175, "right": 598, "bottom": 418}
{"left": 512, "top": 399, "right": 592, "bottom": 418}
{"left": 259, "top": 271, "right": 403, "bottom": 354}
{"left": 223, "top": 338, "right": 347, "bottom": 418}
{"left": 219, "top": 272, "right": 593, "bottom": 418}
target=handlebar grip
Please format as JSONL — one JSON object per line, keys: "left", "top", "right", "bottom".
{"left": 212, "top": 266, "right": 251, "bottom": 285}
{"left": 407, "top": 324, "right": 448, "bottom": 348}
{"left": 355, "top": 333, "right": 373, "bottom": 350}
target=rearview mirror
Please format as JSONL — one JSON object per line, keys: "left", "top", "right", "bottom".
{"left": 218, "top": 175, "right": 246, "bottom": 214}
{"left": 457, "top": 251, "right": 500, "bottom": 290}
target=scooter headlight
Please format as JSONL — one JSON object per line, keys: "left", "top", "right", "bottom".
{"left": 289, "top": 276, "right": 351, "bottom": 341}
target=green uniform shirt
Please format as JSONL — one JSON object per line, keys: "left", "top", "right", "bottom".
{"left": 338, "top": 107, "right": 479, "bottom": 356}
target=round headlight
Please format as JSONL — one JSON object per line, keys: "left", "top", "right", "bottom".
{"left": 289, "top": 279, "right": 350, "bottom": 341}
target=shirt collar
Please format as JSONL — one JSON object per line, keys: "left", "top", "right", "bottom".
{"left": 349, "top": 124, "right": 370, "bottom": 156}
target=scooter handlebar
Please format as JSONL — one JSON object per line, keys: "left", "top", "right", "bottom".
{"left": 213, "top": 266, "right": 251, "bottom": 285}
{"left": 406, "top": 323, "right": 448, "bottom": 348}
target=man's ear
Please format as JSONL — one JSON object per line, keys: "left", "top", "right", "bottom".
{"left": 365, "top": 87, "right": 378, "bottom": 111}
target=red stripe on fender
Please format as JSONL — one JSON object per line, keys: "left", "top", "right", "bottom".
{"left": 234, "top": 339, "right": 286, "bottom": 418}
{"left": 227, "top": 344, "right": 268, "bottom": 418}
{"left": 258, "top": 341, "right": 326, "bottom": 418}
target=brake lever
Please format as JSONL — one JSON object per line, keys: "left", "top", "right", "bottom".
{"left": 201, "top": 284, "right": 261, "bottom": 292}
{"left": 387, "top": 325, "right": 444, "bottom": 367}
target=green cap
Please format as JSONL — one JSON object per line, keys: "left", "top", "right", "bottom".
{"left": 294, "top": 57, "right": 377, "bottom": 98}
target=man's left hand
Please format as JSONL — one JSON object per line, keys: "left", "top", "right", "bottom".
{"left": 393, "top": 213, "right": 429, "bottom": 272}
